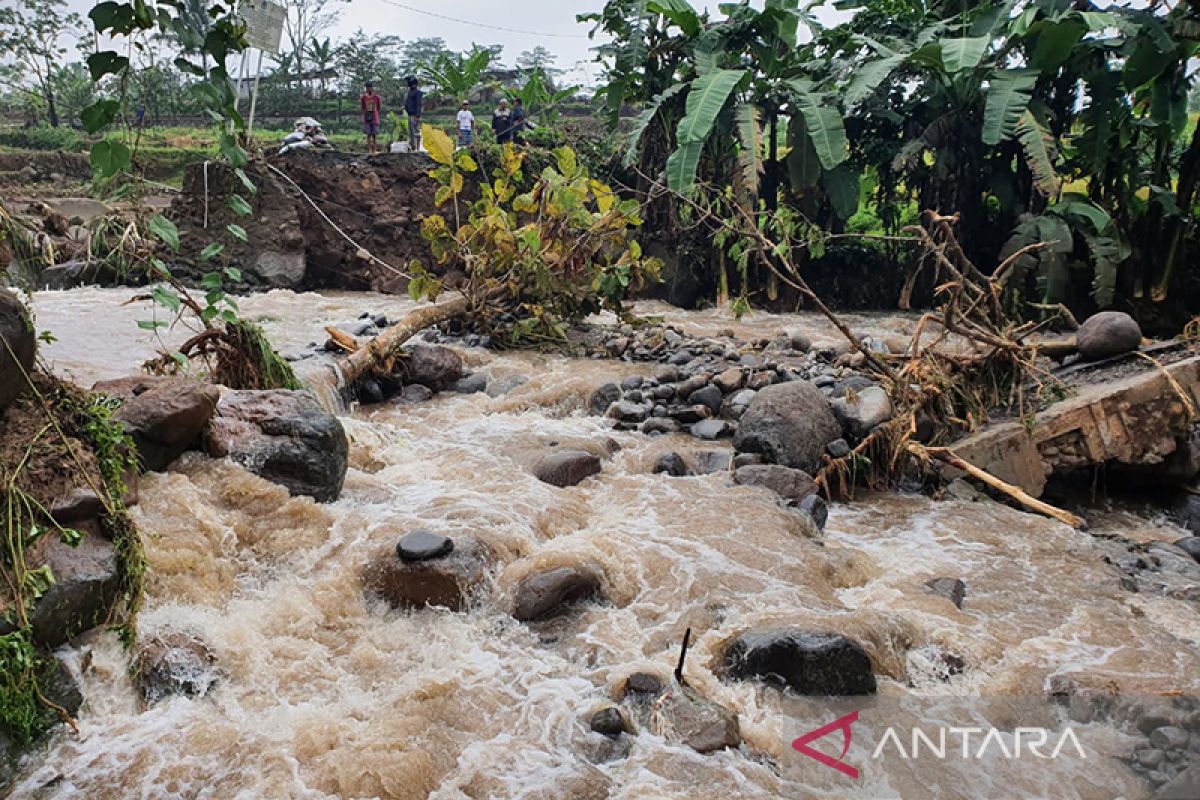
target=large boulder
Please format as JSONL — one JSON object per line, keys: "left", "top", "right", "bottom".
{"left": 402, "top": 344, "right": 463, "bottom": 392}
{"left": 137, "top": 630, "right": 220, "bottom": 704}
{"left": 722, "top": 628, "right": 877, "bottom": 696}
{"left": 0, "top": 288, "right": 36, "bottom": 411}
{"left": 511, "top": 565, "right": 605, "bottom": 621}
{"left": 1075, "top": 311, "right": 1142, "bottom": 361}
{"left": 830, "top": 385, "right": 893, "bottom": 440}
{"left": 733, "top": 382, "right": 841, "bottom": 473}
{"left": 733, "top": 464, "right": 818, "bottom": 505}
{"left": 25, "top": 534, "right": 122, "bottom": 648}
{"left": 534, "top": 450, "right": 602, "bottom": 487}
{"left": 96, "top": 377, "right": 220, "bottom": 472}
{"left": 204, "top": 389, "right": 348, "bottom": 502}
{"left": 362, "top": 534, "right": 495, "bottom": 611}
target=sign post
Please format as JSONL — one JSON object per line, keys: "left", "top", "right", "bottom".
{"left": 238, "top": 0, "right": 286, "bottom": 141}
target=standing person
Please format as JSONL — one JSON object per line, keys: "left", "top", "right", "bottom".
{"left": 404, "top": 75, "right": 423, "bottom": 152}
{"left": 456, "top": 100, "right": 475, "bottom": 148}
{"left": 511, "top": 98, "right": 527, "bottom": 145}
{"left": 360, "top": 81, "right": 382, "bottom": 154}
{"left": 492, "top": 98, "right": 513, "bottom": 144}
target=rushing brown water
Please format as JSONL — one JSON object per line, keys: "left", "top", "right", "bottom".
{"left": 10, "top": 288, "right": 1199, "bottom": 799}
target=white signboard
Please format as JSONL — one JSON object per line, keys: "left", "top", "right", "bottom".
{"left": 241, "top": 0, "right": 286, "bottom": 54}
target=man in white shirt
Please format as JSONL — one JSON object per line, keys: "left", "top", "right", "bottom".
{"left": 457, "top": 101, "right": 476, "bottom": 148}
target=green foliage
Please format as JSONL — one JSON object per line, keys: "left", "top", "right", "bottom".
{"left": 420, "top": 47, "right": 492, "bottom": 103}
{"left": 416, "top": 125, "right": 660, "bottom": 344}
{"left": 0, "top": 126, "right": 85, "bottom": 152}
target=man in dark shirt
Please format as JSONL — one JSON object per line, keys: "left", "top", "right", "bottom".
{"left": 492, "top": 98, "right": 514, "bottom": 144}
{"left": 404, "top": 75, "right": 423, "bottom": 152}
{"left": 511, "top": 98, "right": 527, "bottom": 145}
{"left": 360, "top": 81, "right": 382, "bottom": 154}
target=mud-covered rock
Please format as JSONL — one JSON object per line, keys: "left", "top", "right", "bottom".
{"left": 926, "top": 577, "right": 966, "bottom": 609}
{"left": 799, "top": 494, "right": 828, "bottom": 530}
{"left": 402, "top": 344, "right": 463, "bottom": 392}
{"left": 512, "top": 565, "right": 605, "bottom": 621}
{"left": 204, "top": 389, "right": 349, "bottom": 502}
{"left": 733, "top": 464, "right": 818, "bottom": 505}
{"left": 25, "top": 533, "right": 121, "bottom": 648}
{"left": 653, "top": 452, "right": 688, "bottom": 477}
{"left": 137, "top": 631, "right": 220, "bottom": 704}
{"left": 589, "top": 383, "right": 621, "bottom": 415}
{"left": 0, "top": 288, "right": 35, "bottom": 411}
{"left": 723, "top": 628, "right": 877, "bottom": 696}
{"left": 1076, "top": 311, "right": 1142, "bottom": 361}
{"left": 1156, "top": 764, "right": 1200, "bottom": 799}
{"left": 659, "top": 688, "right": 742, "bottom": 754}
{"left": 363, "top": 534, "right": 495, "bottom": 611}
{"left": 534, "top": 450, "right": 602, "bottom": 487}
{"left": 100, "top": 377, "right": 220, "bottom": 472}
{"left": 733, "top": 381, "right": 841, "bottom": 473}
{"left": 589, "top": 706, "right": 629, "bottom": 737}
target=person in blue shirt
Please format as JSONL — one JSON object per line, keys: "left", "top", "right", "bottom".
{"left": 404, "top": 76, "right": 423, "bottom": 151}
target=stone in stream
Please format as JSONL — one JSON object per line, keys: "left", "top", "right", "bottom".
{"left": 669, "top": 405, "right": 712, "bottom": 424}
{"left": 203, "top": 389, "right": 349, "bottom": 502}
{"left": 676, "top": 374, "right": 710, "bottom": 399}
{"left": 485, "top": 375, "right": 528, "bottom": 397}
{"left": 1175, "top": 536, "right": 1200, "bottom": 563}
{"left": 1075, "top": 311, "right": 1142, "bottom": 361}
{"left": 722, "top": 629, "right": 877, "bottom": 696}
{"left": 690, "top": 419, "right": 731, "bottom": 440}
{"left": 688, "top": 384, "right": 723, "bottom": 415}
{"left": 589, "top": 706, "right": 629, "bottom": 738}
{"left": 512, "top": 565, "right": 605, "bottom": 621}
{"left": 452, "top": 372, "right": 488, "bottom": 394}
{"left": 1149, "top": 726, "right": 1190, "bottom": 750}
{"left": 607, "top": 400, "right": 648, "bottom": 424}
{"left": 393, "top": 384, "right": 434, "bottom": 404}
{"left": 653, "top": 452, "right": 688, "bottom": 477}
{"left": 826, "top": 438, "right": 851, "bottom": 459}
{"left": 798, "top": 494, "right": 829, "bottom": 531}
{"left": 401, "top": 344, "right": 463, "bottom": 392}
{"left": 830, "top": 384, "right": 893, "bottom": 440}
{"left": 733, "top": 381, "right": 842, "bottom": 474}
{"left": 620, "top": 375, "right": 644, "bottom": 391}
{"left": 691, "top": 450, "right": 732, "bottom": 475}
{"left": 642, "top": 418, "right": 681, "bottom": 436}
{"left": 1156, "top": 765, "right": 1200, "bottom": 799}
{"left": 137, "top": 630, "right": 220, "bottom": 704}
{"left": 24, "top": 533, "right": 121, "bottom": 648}
{"left": 733, "top": 464, "right": 818, "bottom": 505}
{"left": 97, "top": 377, "right": 220, "bottom": 473}
{"left": 622, "top": 672, "right": 666, "bottom": 697}
{"left": 786, "top": 329, "right": 812, "bottom": 353}
{"left": 396, "top": 530, "right": 454, "bottom": 562}
{"left": 721, "top": 389, "right": 757, "bottom": 421}
{"left": 659, "top": 687, "right": 742, "bottom": 754}
{"left": 0, "top": 288, "right": 35, "bottom": 411}
{"left": 925, "top": 577, "right": 967, "bottom": 610}
{"left": 534, "top": 450, "right": 602, "bottom": 487}
{"left": 363, "top": 534, "right": 495, "bottom": 612}
{"left": 713, "top": 367, "right": 744, "bottom": 394}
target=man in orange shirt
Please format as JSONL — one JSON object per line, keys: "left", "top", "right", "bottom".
{"left": 361, "top": 81, "right": 382, "bottom": 154}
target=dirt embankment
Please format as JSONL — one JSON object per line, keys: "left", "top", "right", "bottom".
{"left": 170, "top": 150, "right": 473, "bottom": 294}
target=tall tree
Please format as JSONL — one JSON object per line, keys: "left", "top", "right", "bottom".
{"left": 399, "top": 37, "right": 449, "bottom": 74}
{"left": 281, "top": 0, "right": 346, "bottom": 86}
{"left": 306, "top": 37, "right": 335, "bottom": 95}
{"left": 517, "top": 46, "right": 558, "bottom": 72}
{"left": 0, "top": 0, "right": 83, "bottom": 127}
{"left": 334, "top": 31, "right": 402, "bottom": 94}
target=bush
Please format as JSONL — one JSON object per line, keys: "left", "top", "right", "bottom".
{"left": 0, "top": 126, "right": 86, "bottom": 152}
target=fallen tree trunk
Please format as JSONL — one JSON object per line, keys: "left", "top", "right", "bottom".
{"left": 336, "top": 295, "right": 470, "bottom": 386}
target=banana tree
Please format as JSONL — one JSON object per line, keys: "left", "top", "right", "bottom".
{"left": 420, "top": 47, "right": 492, "bottom": 103}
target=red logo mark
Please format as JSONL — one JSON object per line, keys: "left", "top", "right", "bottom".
{"left": 792, "top": 711, "right": 860, "bottom": 780}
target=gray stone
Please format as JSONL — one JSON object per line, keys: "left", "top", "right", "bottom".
{"left": 670, "top": 405, "right": 712, "bottom": 424}
{"left": 620, "top": 375, "right": 643, "bottom": 391}
{"left": 512, "top": 565, "right": 604, "bottom": 621}
{"left": 137, "top": 630, "right": 220, "bottom": 704}
{"left": 1150, "top": 726, "right": 1191, "bottom": 750}
{"left": 102, "top": 378, "right": 220, "bottom": 473}
{"left": 660, "top": 688, "right": 741, "bottom": 754}
{"left": 623, "top": 672, "right": 665, "bottom": 697}
{"left": 1136, "top": 749, "right": 1166, "bottom": 768}
{"left": 485, "top": 375, "right": 528, "bottom": 397}
{"left": 1155, "top": 765, "right": 1200, "bottom": 799}
{"left": 713, "top": 368, "right": 744, "bottom": 394}
{"left": 831, "top": 385, "right": 893, "bottom": 440}
{"left": 642, "top": 418, "right": 681, "bottom": 436}
{"left": 607, "top": 401, "right": 649, "bottom": 423}
{"left": 1076, "top": 311, "right": 1142, "bottom": 361}
{"left": 394, "top": 384, "right": 434, "bottom": 404}
{"left": 452, "top": 373, "right": 488, "bottom": 394}
{"left": 786, "top": 329, "right": 812, "bottom": 353}
{"left": 690, "top": 419, "right": 731, "bottom": 440}
{"left": 722, "top": 389, "right": 757, "bottom": 420}
{"left": 397, "top": 530, "right": 454, "bottom": 562}
{"left": 590, "top": 706, "right": 629, "bottom": 738}
{"left": 653, "top": 452, "right": 688, "bottom": 477}
{"left": 733, "top": 381, "right": 842, "bottom": 473}
{"left": 668, "top": 350, "right": 694, "bottom": 366}
{"left": 926, "top": 577, "right": 966, "bottom": 609}
{"left": 734, "top": 464, "right": 818, "bottom": 505}
{"left": 733, "top": 453, "right": 764, "bottom": 468}
{"left": 946, "top": 478, "right": 982, "bottom": 502}
{"left": 676, "top": 375, "right": 710, "bottom": 398}
{"left": 799, "top": 494, "right": 828, "bottom": 530}
{"left": 403, "top": 344, "right": 463, "bottom": 392}
{"left": 656, "top": 366, "right": 683, "bottom": 383}
{"left": 691, "top": 450, "right": 733, "bottom": 475}
{"left": 254, "top": 249, "right": 306, "bottom": 287}
{"left": 1175, "top": 537, "right": 1200, "bottom": 563}
{"left": 723, "top": 628, "right": 877, "bottom": 696}
{"left": 534, "top": 450, "right": 602, "bottom": 487}
{"left": 826, "top": 438, "right": 851, "bottom": 459}
{"left": 27, "top": 534, "right": 121, "bottom": 648}
{"left": 688, "top": 385, "right": 724, "bottom": 414}
{"left": 363, "top": 535, "right": 494, "bottom": 611}
{"left": 204, "top": 389, "right": 349, "bottom": 502}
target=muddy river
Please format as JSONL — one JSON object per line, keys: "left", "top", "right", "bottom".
{"left": 7, "top": 288, "right": 1198, "bottom": 799}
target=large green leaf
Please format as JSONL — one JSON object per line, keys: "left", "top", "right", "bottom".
{"left": 666, "top": 140, "right": 705, "bottom": 192}
{"left": 1124, "top": 36, "right": 1175, "bottom": 89}
{"left": 648, "top": 0, "right": 702, "bottom": 37}
{"left": 1029, "top": 19, "right": 1086, "bottom": 71}
{"left": 735, "top": 104, "right": 762, "bottom": 200}
{"left": 622, "top": 83, "right": 687, "bottom": 168}
{"left": 982, "top": 69, "right": 1039, "bottom": 146}
{"left": 1055, "top": 196, "right": 1111, "bottom": 235}
{"left": 1087, "top": 234, "right": 1129, "bottom": 308}
{"left": 940, "top": 36, "right": 989, "bottom": 73}
{"left": 89, "top": 139, "right": 131, "bottom": 179}
{"left": 786, "top": 116, "right": 821, "bottom": 189}
{"left": 675, "top": 69, "right": 747, "bottom": 144}
{"left": 1015, "top": 111, "right": 1059, "bottom": 196}
{"left": 790, "top": 81, "right": 848, "bottom": 170}
{"left": 844, "top": 53, "right": 907, "bottom": 108}
{"left": 823, "top": 165, "right": 861, "bottom": 220}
